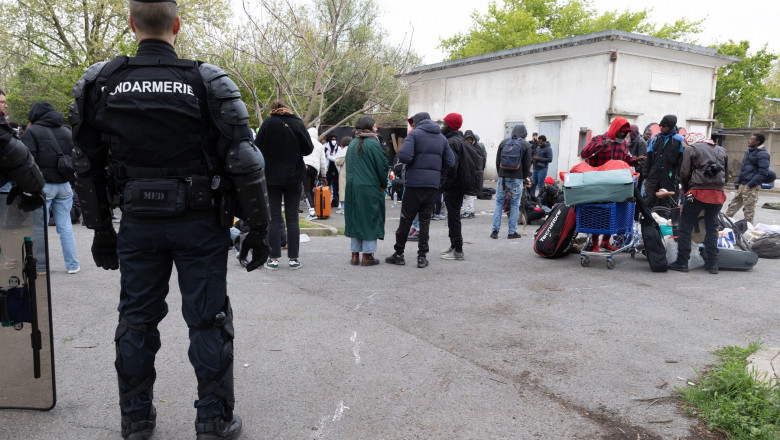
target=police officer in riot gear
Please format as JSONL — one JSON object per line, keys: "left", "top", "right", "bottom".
{"left": 70, "top": 1, "right": 269, "bottom": 438}
{"left": 1, "top": 87, "right": 46, "bottom": 210}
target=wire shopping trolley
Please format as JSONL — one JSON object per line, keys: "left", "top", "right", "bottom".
{"left": 577, "top": 201, "right": 638, "bottom": 269}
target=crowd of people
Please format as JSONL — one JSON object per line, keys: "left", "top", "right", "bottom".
{"left": 0, "top": 1, "right": 773, "bottom": 436}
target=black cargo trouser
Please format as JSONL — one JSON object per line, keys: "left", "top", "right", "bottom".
{"left": 444, "top": 189, "right": 466, "bottom": 252}
{"left": 675, "top": 197, "right": 720, "bottom": 268}
{"left": 116, "top": 215, "right": 232, "bottom": 421}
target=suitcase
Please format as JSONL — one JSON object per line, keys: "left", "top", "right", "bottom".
{"left": 706, "top": 246, "right": 759, "bottom": 270}
{"left": 314, "top": 185, "right": 331, "bottom": 219}
{"left": 563, "top": 168, "right": 634, "bottom": 206}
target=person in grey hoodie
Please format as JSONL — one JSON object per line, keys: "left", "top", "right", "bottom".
{"left": 385, "top": 112, "right": 455, "bottom": 268}
{"left": 491, "top": 124, "right": 532, "bottom": 239}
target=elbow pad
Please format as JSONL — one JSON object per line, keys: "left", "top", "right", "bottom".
{"left": 72, "top": 146, "right": 112, "bottom": 229}
{"left": 0, "top": 135, "right": 45, "bottom": 194}
{"left": 226, "top": 141, "right": 270, "bottom": 229}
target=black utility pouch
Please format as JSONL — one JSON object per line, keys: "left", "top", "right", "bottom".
{"left": 123, "top": 179, "right": 187, "bottom": 217}
{"left": 187, "top": 176, "right": 213, "bottom": 211}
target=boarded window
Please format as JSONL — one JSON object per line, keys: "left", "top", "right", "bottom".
{"left": 650, "top": 72, "right": 681, "bottom": 94}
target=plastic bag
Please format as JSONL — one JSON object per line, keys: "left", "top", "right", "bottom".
{"left": 664, "top": 236, "right": 704, "bottom": 269}
{"left": 717, "top": 228, "right": 735, "bottom": 248}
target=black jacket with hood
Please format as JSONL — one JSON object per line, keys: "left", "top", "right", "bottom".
{"left": 464, "top": 130, "right": 487, "bottom": 171}
{"left": 398, "top": 112, "right": 455, "bottom": 189}
{"left": 495, "top": 124, "right": 532, "bottom": 180}
{"left": 21, "top": 101, "right": 74, "bottom": 184}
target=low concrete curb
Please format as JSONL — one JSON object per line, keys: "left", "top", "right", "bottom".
{"left": 747, "top": 348, "right": 780, "bottom": 385}
{"left": 301, "top": 220, "right": 339, "bottom": 236}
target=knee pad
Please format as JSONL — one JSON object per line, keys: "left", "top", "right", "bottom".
{"left": 192, "top": 296, "right": 235, "bottom": 416}
{"left": 114, "top": 315, "right": 161, "bottom": 405}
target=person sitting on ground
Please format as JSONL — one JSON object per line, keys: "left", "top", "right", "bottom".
{"left": 539, "top": 176, "right": 563, "bottom": 211}
{"left": 579, "top": 117, "right": 645, "bottom": 252}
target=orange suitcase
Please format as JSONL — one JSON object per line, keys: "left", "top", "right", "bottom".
{"left": 314, "top": 185, "right": 331, "bottom": 219}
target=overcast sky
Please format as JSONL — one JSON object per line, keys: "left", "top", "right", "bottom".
{"left": 377, "top": 0, "right": 780, "bottom": 64}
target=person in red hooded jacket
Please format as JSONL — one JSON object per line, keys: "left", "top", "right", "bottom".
{"left": 579, "top": 117, "right": 645, "bottom": 252}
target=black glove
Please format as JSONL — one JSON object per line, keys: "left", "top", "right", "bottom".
{"left": 238, "top": 228, "right": 270, "bottom": 272}
{"left": 6, "top": 186, "right": 45, "bottom": 212}
{"left": 92, "top": 226, "right": 119, "bottom": 270}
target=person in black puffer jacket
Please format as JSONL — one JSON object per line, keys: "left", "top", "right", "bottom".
{"left": 21, "top": 100, "right": 80, "bottom": 273}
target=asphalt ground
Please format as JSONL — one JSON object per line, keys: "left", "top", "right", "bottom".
{"left": 1, "top": 187, "right": 779, "bottom": 439}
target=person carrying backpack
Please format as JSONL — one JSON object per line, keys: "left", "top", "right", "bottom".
{"left": 441, "top": 113, "right": 481, "bottom": 260}
{"left": 491, "top": 123, "right": 532, "bottom": 240}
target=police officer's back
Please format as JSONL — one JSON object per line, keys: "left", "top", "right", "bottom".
{"left": 71, "top": 1, "right": 269, "bottom": 438}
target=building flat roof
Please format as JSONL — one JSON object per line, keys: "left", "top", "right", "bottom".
{"left": 405, "top": 30, "right": 740, "bottom": 76}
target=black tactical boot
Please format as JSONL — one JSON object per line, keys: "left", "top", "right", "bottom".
{"left": 121, "top": 405, "right": 156, "bottom": 440}
{"left": 195, "top": 414, "right": 242, "bottom": 440}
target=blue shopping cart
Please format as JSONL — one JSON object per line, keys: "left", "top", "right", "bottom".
{"left": 576, "top": 201, "right": 638, "bottom": 269}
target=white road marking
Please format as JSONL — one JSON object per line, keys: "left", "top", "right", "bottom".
{"left": 350, "top": 331, "right": 362, "bottom": 364}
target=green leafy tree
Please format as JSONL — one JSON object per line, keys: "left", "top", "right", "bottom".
{"left": 0, "top": 0, "right": 228, "bottom": 68}
{"left": 439, "top": 0, "right": 702, "bottom": 60}
{"left": 226, "top": 0, "right": 419, "bottom": 136}
{"left": 752, "top": 60, "right": 780, "bottom": 128}
{"left": 0, "top": 0, "right": 230, "bottom": 120}
{"left": 713, "top": 41, "right": 777, "bottom": 128}
{"left": 4, "top": 64, "right": 81, "bottom": 123}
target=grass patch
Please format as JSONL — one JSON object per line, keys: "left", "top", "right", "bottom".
{"left": 298, "top": 219, "right": 324, "bottom": 229}
{"left": 678, "top": 342, "right": 780, "bottom": 439}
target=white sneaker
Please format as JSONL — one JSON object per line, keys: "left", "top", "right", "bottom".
{"left": 288, "top": 259, "right": 302, "bottom": 270}
{"left": 67, "top": 267, "right": 81, "bottom": 274}
{"left": 265, "top": 259, "right": 279, "bottom": 271}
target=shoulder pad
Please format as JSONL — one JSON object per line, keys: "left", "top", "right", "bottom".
{"left": 72, "top": 61, "right": 107, "bottom": 98}
{"left": 206, "top": 75, "right": 241, "bottom": 100}
{"left": 198, "top": 63, "right": 227, "bottom": 82}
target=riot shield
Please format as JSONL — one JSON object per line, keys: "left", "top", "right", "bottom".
{"left": 0, "top": 193, "right": 56, "bottom": 410}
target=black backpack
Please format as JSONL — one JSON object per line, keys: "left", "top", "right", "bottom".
{"left": 634, "top": 187, "right": 668, "bottom": 272}
{"left": 533, "top": 203, "right": 578, "bottom": 258}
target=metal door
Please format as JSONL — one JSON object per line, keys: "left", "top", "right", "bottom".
{"left": 538, "top": 120, "right": 561, "bottom": 181}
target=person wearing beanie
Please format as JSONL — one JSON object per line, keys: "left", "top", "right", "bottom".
{"left": 643, "top": 114, "right": 684, "bottom": 209}
{"left": 440, "top": 112, "right": 470, "bottom": 260}
{"left": 668, "top": 133, "right": 728, "bottom": 274}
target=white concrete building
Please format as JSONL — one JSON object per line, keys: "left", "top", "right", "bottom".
{"left": 403, "top": 30, "right": 738, "bottom": 180}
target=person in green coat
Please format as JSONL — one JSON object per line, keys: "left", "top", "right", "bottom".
{"left": 345, "top": 116, "right": 388, "bottom": 266}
